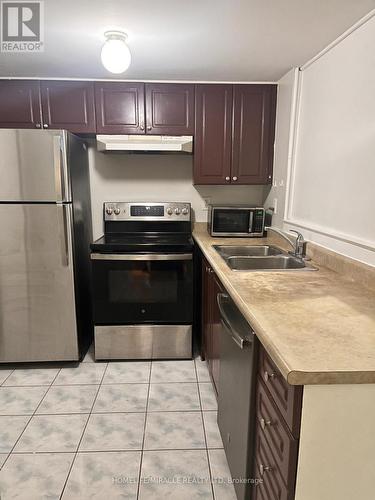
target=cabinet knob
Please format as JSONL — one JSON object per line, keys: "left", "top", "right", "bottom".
{"left": 35, "top": 123, "right": 41, "bottom": 128}
{"left": 232, "top": 176, "right": 238, "bottom": 181}
{"left": 259, "top": 464, "right": 272, "bottom": 476}
{"left": 147, "top": 126, "right": 152, "bottom": 131}
{"left": 260, "top": 417, "right": 273, "bottom": 430}
{"left": 268, "top": 174, "right": 272, "bottom": 180}
{"left": 140, "top": 125, "right": 145, "bottom": 131}
{"left": 43, "top": 124, "right": 49, "bottom": 128}
{"left": 225, "top": 176, "right": 230, "bottom": 181}
{"left": 264, "top": 370, "right": 276, "bottom": 382}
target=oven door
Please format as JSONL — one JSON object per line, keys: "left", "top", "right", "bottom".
{"left": 91, "top": 253, "right": 193, "bottom": 325}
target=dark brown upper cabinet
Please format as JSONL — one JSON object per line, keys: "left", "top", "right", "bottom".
{"left": 95, "top": 82, "right": 145, "bottom": 134}
{"left": 194, "top": 83, "right": 277, "bottom": 185}
{"left": 40, "top": 81, "right": 96, "bottom": 133}
{"left": 95, "top": 82, "right": 194, "bottom": 135}
{"left": 232, "top": 85, "right": 277, "bottom": 184}
{"left": 145, "top": 83, "right": 194, "bottom": 135}
{"left": 0, "top": 80, "right": 42, "bottom": 129}
{"left": 194, "top": 84, "right": 233, "bottom": 184}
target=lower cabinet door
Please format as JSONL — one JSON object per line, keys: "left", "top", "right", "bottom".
{"left": 255, "top": 378, "right": 299, "bottom": 487}
{"left": 253, "top": 428, "right": 290, "bottom": 500}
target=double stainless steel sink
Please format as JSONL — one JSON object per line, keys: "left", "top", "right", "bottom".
{"left": 214, "top": 245, "right": 318, "bottom": 272}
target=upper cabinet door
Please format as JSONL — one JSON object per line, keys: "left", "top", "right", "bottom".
{"left": 40, "top": 81, "right": 96, "bottom": 133}
{"left": 194, "top": 84, "right": 233, "bottom": 185}
{"left": 95, "top": 82, "right": 145, "bottom": 134}
{"left": 145, "top": 83, "right": 194, "bottom": 135}
{"left": 0, "top": 80, "right": 42, "bottom": 129}
{"left": 231, "top": 85, "right": 277, "bottom": 184}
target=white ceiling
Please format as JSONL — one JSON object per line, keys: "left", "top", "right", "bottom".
{"left": 1, "top": 0, "right": 374, "bottom": 81}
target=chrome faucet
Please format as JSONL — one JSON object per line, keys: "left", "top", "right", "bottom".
{"left": 265, "top": 226, "right": 307, "bottom": 259}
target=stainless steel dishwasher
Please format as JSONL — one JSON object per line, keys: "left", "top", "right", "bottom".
{"left": 217, "top": 293, "right": 258, "bottom": 500}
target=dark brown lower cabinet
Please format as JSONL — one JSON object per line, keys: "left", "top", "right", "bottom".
{"left": 253, "top": 346, "right": 302, "bottom": 500}
{"left": 253, "top": 429, "right": 290, "bottom": 500}
{"left": 258, "top": 345, "right": 303, "bottom": 438}
{"left": 201, "top": 257, "right": 223, "bottom": 394}
{"left": 199, "top": 256, "right": 303, "bottom": 498}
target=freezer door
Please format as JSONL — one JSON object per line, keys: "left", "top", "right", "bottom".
{"left": 0, "top": 204, "right": 79, "bottom": 362}
{"left": 0, "top": 129, "right": 70, "bottom": 202}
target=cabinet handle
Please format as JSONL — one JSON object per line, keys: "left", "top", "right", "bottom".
{"left": 259, "top": 464, "right": 272, "bottom": 476}
{"left": 264, "top": 370, "right": 276, "bottom": 382}
{"left": 232, "top": 176, "right": 238, "bottom": 181}
{"left": 35, "top": 123, "right": 41, "bottom": 128}
{"left": 260, "top": 417, "right": 273, "bottom": 430}
{"left": 225, "top": 176, "right": 230, "bottom": 181}
{"left": 43, "top": 123, "right": 49, "bottom": 128}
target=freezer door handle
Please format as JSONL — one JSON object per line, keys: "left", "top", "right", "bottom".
{"left": 53, "top": 133, "right": 68, "bottom": 202}
{"left": 57, "top": 204, "right": 69, "bottom": 267}
{"left": 217, "top": 293, "right": 252, "bottom": 350}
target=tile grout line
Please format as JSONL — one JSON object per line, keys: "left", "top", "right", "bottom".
{"left": 0, "top": 368, "right": 15, "bottom": 387}
{"left": 136, "top": 361, "right": 152, "bottom": 500}
{"left": 194, "top": 358, "right": 216, "bottom": 500}
{"left": 0, "top": 366, "right": 63, "bottom": 470}
{"left": 58, "top": 362, "right": 109, "bottom": 500}
{"left": 0, "top": 408, "right": 215, "bottom": 417}
{"left": 9, "top": 446, "right": 224, "bottom": 455}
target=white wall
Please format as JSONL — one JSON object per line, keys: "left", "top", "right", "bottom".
{"left": 264, "top": 68, "right": 297, "bottom": 226}
{"left": 284, "top": 12, "right": 375, "bottom": 266}
{"left": 88, "top": 144, "right": 266, "bottom": 239}
{"left": 295, "top": 384, "right": 375, "bottom": 500}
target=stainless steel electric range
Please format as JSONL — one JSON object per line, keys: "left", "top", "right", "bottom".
{"left": 90, "top": 201, "right": 193, "bottom": 360}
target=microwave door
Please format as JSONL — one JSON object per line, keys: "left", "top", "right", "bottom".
{"left": 213, "top": 209, "right": 251, "bottom": 235}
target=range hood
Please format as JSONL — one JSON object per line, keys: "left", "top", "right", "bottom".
{"left": 97, "top": 135, "right": 193, "bottom": 153}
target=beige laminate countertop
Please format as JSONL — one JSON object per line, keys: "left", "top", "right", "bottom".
{"left": 193, "top": 225, "right": 375, "bottom": 385}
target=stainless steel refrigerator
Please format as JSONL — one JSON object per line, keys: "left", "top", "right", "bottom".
{"left": 0, "top": 129, "right": 93, "bottom": 362}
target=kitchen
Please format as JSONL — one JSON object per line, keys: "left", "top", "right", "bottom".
{"left": 0, "top": 1, "right": 375, "bottom": 499}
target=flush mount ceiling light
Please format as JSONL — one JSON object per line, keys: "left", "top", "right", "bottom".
{"left": 101, "top": 30, "right": 131, "bottom": 74}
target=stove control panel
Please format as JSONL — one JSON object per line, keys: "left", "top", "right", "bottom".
{"left": 104, "top": 202, "right": 191, "bottom": 221}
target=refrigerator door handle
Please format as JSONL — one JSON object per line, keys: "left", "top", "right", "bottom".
{"left": 57, "top": 204, "right": 70, "bottom": 267}
{"left": 53, "top": 133, "right": 69, "bottom": 202}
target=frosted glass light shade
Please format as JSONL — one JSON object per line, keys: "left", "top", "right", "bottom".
{"left": 101, "top": 31, "right": 131, "bottom": 74}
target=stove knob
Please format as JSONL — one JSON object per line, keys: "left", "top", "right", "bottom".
{"left": 166, "top": 207, "right": 173, "bottom": 215}
{"left": 182, "top": 207, "right": 189, "bottom": 215}
{"left": 114, "top": 208, "right": 121, "bottom": 215}
{"left": 174, "top": 208, "right": 181, "bottom": 215}
{"left": 106, "top": 208, "right": 113, "bottom": 215}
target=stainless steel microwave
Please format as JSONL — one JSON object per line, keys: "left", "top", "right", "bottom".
{"left": 208, "top": 206, "right": 265, "bottom": 237}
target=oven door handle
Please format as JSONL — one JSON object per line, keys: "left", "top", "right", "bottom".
{"left": 90, "top": 253, "right": 193, "bottom": 261}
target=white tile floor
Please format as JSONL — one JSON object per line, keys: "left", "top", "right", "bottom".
{"left": 0, "top": 352, "right": 237, "bottom": 500}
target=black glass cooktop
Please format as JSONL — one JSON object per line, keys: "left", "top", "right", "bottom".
{"left": 90, "top": 233, "right": 194, "bottom": 254}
